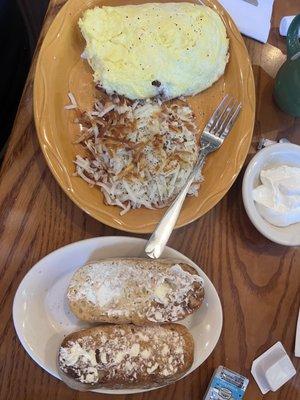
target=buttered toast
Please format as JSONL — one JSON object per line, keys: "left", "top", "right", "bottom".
{"left": 67, "top": 258, "right": 204, "bottom": 324}
{"left": 58, "top": 324, "right": 194, "bottom": 389}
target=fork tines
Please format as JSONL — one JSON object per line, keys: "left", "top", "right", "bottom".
{"left": 206, "top": 95, "right": 242, "bottom": 139}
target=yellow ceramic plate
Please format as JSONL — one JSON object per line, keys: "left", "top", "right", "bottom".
{"left": 34, "top": 0, "right": 255, "bottom": 234}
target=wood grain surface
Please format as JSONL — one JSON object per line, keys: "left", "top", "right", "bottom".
{"left": 0, "top": 1, "right": 299, "bottom": 399}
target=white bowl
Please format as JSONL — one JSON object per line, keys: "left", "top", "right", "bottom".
{"left": 242, "top": 143, "right": 300, "bottom": 246}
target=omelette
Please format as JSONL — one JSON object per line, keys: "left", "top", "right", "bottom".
{"left": 79, "top": 3, "right": 229, "bottom": 100}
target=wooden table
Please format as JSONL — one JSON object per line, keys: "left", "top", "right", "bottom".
{"left": 0, "top": 1, "right": 299, "bottom": 399}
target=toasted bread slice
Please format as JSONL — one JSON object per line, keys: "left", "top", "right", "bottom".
{"left": 58, "top": 324, "right": 194, "bottom": 389}
{"left": 67, "top": 258, "right": 204, "bottom": 324}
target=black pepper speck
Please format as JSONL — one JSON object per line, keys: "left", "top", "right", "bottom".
{"left": 152, "top": 80, "right": 161, "bottom": 87}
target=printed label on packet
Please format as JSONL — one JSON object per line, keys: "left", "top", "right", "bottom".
{"left": 203, "top": 366, "right": 249, "bottom": 400}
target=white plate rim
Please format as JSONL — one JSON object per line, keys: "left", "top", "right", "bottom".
{"left": 13, "top": 236, "right": 223, "bottom": 394}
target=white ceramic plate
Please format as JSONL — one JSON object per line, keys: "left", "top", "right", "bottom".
{"left": 13, "top": 237, "right": 222, "bottom": 394}
{"left": 242, "top": 143, "right": 300, "bottom": 246}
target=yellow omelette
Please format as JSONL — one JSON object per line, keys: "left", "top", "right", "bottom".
{"left": 79, "top": 3, "right": 229, "bottom": 100}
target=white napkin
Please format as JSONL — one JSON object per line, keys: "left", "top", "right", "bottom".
{"left": 218, "top": 0, "right": 275, "bottom": 43}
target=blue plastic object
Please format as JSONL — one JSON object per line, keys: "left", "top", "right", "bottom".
{"left": 203, "top": 366, "right": 249, "bottom": 400}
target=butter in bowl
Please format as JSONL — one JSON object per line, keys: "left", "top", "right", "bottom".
{"left": 242, "top": 143, "right": 300, "bottom": 246}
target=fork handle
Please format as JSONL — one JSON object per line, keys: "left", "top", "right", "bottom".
{"left": 145, "top": 153, "right": 206, "bottom": 259}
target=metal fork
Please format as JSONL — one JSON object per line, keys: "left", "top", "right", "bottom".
{"left": 145, "top": 95, "right": 242, "bottom": 259}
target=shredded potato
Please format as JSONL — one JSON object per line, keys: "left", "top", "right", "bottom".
{"left": 70, "top": 93, "right": 202, "bottom": 214}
